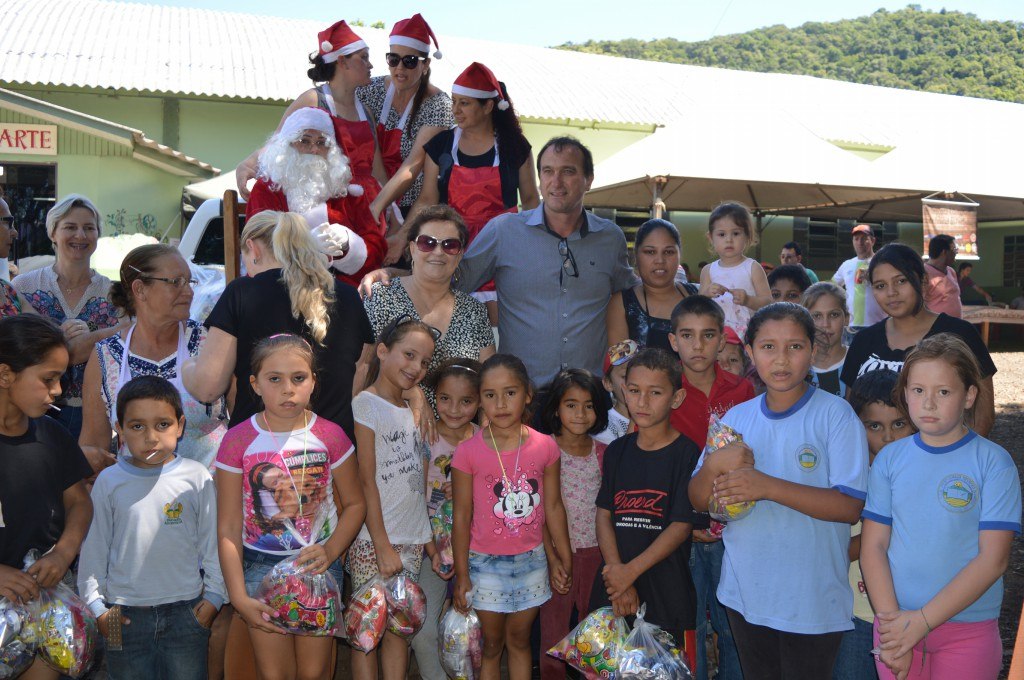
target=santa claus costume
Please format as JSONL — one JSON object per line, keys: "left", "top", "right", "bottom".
{"left": 313, "top": 20, "right": 387, "bottom": 234}
{"left": 246, "top": 107, "right": 385, "bottom": 286}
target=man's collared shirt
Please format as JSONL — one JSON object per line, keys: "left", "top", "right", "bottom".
{"left": 457, "top": 203, "right": 637, "bottom": 384}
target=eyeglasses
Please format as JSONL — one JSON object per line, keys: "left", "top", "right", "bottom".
{"left": 386, "top": 313, "right": 442, "bottom": 343}
{"left": 294, "top": 136, "right": 330, "bottom": 150}
{"left": 385, "top": 53, "right": 427, "bottom": 69}
{"left": 558, "top": 238, "right": 578, "bottom": 285}
{"left": 140, "top": 275, "right": 198, "bottom": 290}
{"left": 414, "top": 234, "right": 464, "bottom": 255}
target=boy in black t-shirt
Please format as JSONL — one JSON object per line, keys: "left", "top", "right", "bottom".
{"left": 589, "top": 348, "right": 700, "bottom": 642}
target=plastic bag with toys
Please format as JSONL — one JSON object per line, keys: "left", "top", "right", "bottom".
{"left": 547, "top": 606, "right": 629, "bottom": 679}
{"left": 344, "top": 576, "right": 387, "bottom": 652}
{"left": 438, "top": 591, "right": 483, "bottom": 680}
{"left": 616, "top": 604, "right": 692, "bottom": 680}
{"left": 704, "top": 414, "right": 756, "bottom": 522}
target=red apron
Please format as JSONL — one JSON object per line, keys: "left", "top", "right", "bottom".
{"left": 319, "top": 85, "right": 387, "bottom": 233}
{"left": 375, "top": 82, "right": 414, "bottom": 179}
{"left": 447, "top": 129, "right": 517, "bottom": 293}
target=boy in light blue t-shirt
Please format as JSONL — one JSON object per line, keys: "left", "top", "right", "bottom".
{"left": 690, "top": 302, "right": 869, "bottom": 679}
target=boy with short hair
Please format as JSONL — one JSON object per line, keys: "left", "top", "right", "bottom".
{"left": 832, "top": 369, "right": 912, "bottom": 680}
{"left": 589, "top": 348, "right": 699, "bottom": 645}
{"left": 667, "top": 295, "right": 753, "bottom": 680}
{"left": 768, "top": 264, "right": 813, "bottom": 304}
{"left": 79, "top": 376, "right": 225, "bottom": 680}
{"left": 594, "top": 340, "right": 638, "bottom": 445}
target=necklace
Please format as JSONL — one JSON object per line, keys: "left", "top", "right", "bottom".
{"left": 262, "top": 410, "right": 312, "bottom": 539}
{"left": 56, "top": 272, "right": 91, "bottom": 296}
{"left": 488, "top": 424, "right": 528, "bottom": 537}
{"left": 488, "top": 424, "right": 523, "bottom": 489}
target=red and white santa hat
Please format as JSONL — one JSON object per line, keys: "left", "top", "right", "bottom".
{"left": 317, "top": 20, "right": 367, "bottom": 63}
{"left": 452, "top": 62, "right": 509, "bottom": 110}
{"left": 390, "top": 13, "right": 442, "bottom": 59}
{"left": 279, "top": 107, "right": 335, "bottom": 140}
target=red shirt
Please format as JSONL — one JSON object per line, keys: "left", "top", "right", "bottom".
{"left": 670, "top": 366, "right": 755, "bottom": 449}
{"left": 245, "top": 179, "right": 385, "bottom": 287}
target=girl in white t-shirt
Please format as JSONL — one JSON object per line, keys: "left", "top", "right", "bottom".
{"left": 699, "top": 201, "right": 772, "bottom": 338}
{"left": 350, "top": 315, "right": 437, "bottom": 680}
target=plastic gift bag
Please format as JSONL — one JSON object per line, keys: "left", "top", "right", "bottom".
{"left": 438, "top": 592, "right": 483, "bottom": 680}
{"left": 547, "top": 606, "right": 629, "bottom": 679}
{"left": 344, "top": 577, "right": 387, "bottom": 653}
{"left": 430, "top": 499, "right": 454, "bottom": 573}
{"left": 704, "top": 414, "right": 756, "bottom": 522}
{"left": 29, "top": 583, "right": 99, "bottom": 678}
{"left": 616, "top": 604, "right": 692, "bottom": 680}
{"left": 0, "top": 598, "right": 38, "bottom": 679}
{"left": 255, "top": 512, "right": 343, "bottom": 636}
{"left": 384, "top": 574, "right": 426, "bottom": 638}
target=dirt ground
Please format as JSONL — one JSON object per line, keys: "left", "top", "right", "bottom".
{"left": 990, "top": 349, "right": 1024, "bottom": 677}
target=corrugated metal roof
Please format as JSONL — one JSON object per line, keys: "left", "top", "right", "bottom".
{"left": 4, "top": 0, "right": 1024, "bottom": 145}
{"left": 0, "top": 87, "right": 218, "bottom": 176}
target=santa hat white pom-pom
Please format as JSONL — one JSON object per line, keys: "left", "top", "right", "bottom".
{"left": 498, "top": 100, "right": 509, "bottom": 111}
{"left": 347, "top": 183, "right": 364, "bottom": 197}
{"left": 321, "top": 40, "right": 333, "bottom": 52}
{"left": 433, "top": 49, "right": 442, "bottom": 59}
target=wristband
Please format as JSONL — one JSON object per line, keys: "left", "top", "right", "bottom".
{"left": 920, "top": 608, "right": 933, "bottom": 632}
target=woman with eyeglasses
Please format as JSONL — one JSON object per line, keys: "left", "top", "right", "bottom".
{"left": 13, "top": 194, "right": 125, "bottom": 438}
{"left": 357, "top": 13, "right": 455, "bottom": 264}
{"left": 360, "top": 205, "right": 495, "bottom": 407}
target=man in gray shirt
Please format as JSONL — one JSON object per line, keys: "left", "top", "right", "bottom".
{"left": 455, "top": 137, "right": 636, "bottom": 383}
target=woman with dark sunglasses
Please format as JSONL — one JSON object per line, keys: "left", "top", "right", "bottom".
{"left": 360, "top": 205, "right": 495, "bottom": 411}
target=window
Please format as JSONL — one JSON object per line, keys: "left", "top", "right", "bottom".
{"left": 1003, "top": 235, "right": 1024, "bottom": 288}
{"left": 792, "top": 218, "right": 899, "bottom": 272}
{"left": 0, "top": 162, "right": 57, "bottom": 258}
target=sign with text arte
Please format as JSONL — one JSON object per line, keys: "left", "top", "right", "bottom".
{"left": 922, "top": 196, "right": 979, "bottom": 261}
{"left": 0, "top": 124, "right": 57, "bottom": 155}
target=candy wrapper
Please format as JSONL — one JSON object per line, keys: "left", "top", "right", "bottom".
{"left": 547, "top": 606, "right": 629, "bottom": 679}
{"left": 344, "top": 577, "right": 387, "bottom": 653}
{"left": 616, "top": 604, "right": 692, "bottom": 680}
{"left": 438, "top": 592, "right": 483, "bottom": 680}
{"left": 704, "top": 414, "right": 756, "bottom": 522}
{"left": 28, "top": 582, "right": 99, "bottom": 677}
{"left": 384, "top": 574, "right": 426, "bottom": 638}
{"left": 255, "top": 555, "right": 343, "bottom": 636}
{"left": 430, "top": 500, "right": 454, "bottom": 573}
{"left": 0, "top": 598, "right": 38, "bottom": 679}
{"left": 255, "top": 509, "right": 343, "bottom": 636}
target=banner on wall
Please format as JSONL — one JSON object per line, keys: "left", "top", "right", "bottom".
{"left": 922, "top": 195, "right": 979, "bottom": 261}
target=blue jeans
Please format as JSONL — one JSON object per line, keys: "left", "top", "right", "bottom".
{"left": 832, "top": 618, "right": 878, "bottom": 680}
{"left": 690, "top": 540, "right": 743, "bottom": 680}
{"left": 105, "top": 596, "right": 210, "bottom": 680}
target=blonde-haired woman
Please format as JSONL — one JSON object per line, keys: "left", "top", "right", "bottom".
{"left": 13, "top": 194, "right": 124, "bottom": 437}
{"left": 183, "top": 210, "right": 373, "bottom": 440}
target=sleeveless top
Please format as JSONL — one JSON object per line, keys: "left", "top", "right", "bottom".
{"left": 709, "top": 258, "right": 758, "bottom": 339}
{"left": 622, "top": 284, "right": 698, "bottom": 352}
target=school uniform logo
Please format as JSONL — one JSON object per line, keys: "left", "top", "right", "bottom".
{"left": 796, "top": 444, "right": 820, "bottom": 471}
{"left": 938, "top": 474, "right": 978, "bottom": 512}
{"left": 163, "top": 501, "right": 184, "bottom": 525}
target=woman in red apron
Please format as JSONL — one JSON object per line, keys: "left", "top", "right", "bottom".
{"left": 416, "top": 63, "right": 540, "bottom": 323}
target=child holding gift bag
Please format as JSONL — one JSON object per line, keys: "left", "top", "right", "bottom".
{"left": 216, "top": 334, "right": 365, "bottom": 679}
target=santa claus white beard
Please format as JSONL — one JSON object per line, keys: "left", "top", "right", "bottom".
{"left": 258, "top": 139, "right": 354, "bottom": 214}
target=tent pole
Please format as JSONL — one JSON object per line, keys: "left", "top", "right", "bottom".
{"left": 651, "top": 177, "right": 667, "bottom": 219}
{"left": 754, "top": 211, "right": 764, "bottom": 261}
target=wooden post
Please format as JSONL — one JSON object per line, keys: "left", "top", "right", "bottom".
{"left": 1009, "top": 601, "right": 1024, "bottom": 679}
{"left": 223, "top": 190, "right": 240, "bottom": 283}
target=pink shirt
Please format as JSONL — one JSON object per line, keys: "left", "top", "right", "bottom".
{"left": 215, "top": 414, "right": 352, "bottom": 554}
{"left": 559, "top": 440, "right": 606, "bottom": 551}
{"left": 451, "top": 427, "right": 561, "bottom": 556}
{"left": 925, "top": 263, "right": 963, "bottom": 318}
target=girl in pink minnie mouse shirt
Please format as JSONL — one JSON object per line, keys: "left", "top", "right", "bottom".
{"left": 451, "top": 354, "right": 572, "bottom": 680}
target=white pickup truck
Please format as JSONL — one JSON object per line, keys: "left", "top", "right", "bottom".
{"left": 178, "top": 197, "right": 246, "bottom": 321}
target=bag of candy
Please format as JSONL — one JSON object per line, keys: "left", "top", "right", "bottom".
{"left": 0, "top": 598, "right": 38, "bottom": 679}
{"left": 255, "top": 511, "right": 343, "bottom": 636}
{"left": 704, "top": 414, "right": 756, "bottom": 522}
{"left": 438, "top": 592, "right": 483, "bottom": 680}
{"left": 430, "top": 499, "right": 454, "bottom": 573}
{"left": 384, "top": 574, "right": 426, "bottom": 638}
{"left": 29, "top": 582, "right": 100, "bottom": 678}
{"left": 547, "top": 606, "right": 629, "bottom": 679}
{"left": 344, "top": 576, "right": 387, "bottom": 653}
{"left": 616, "top": 604, "right": 692, "bottom": 680}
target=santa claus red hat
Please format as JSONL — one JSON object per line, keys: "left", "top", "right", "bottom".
{"left": 390, "top": 13, "right": 442, "bottom": 59}
{"left": 318, "top": 20, "right": 367, "bottom": 63}
{"left": 279, "top": 108, "right": 335, "bottom": 141}
{"left": 452, "top": 62, "right": 509, "bottom": 111}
